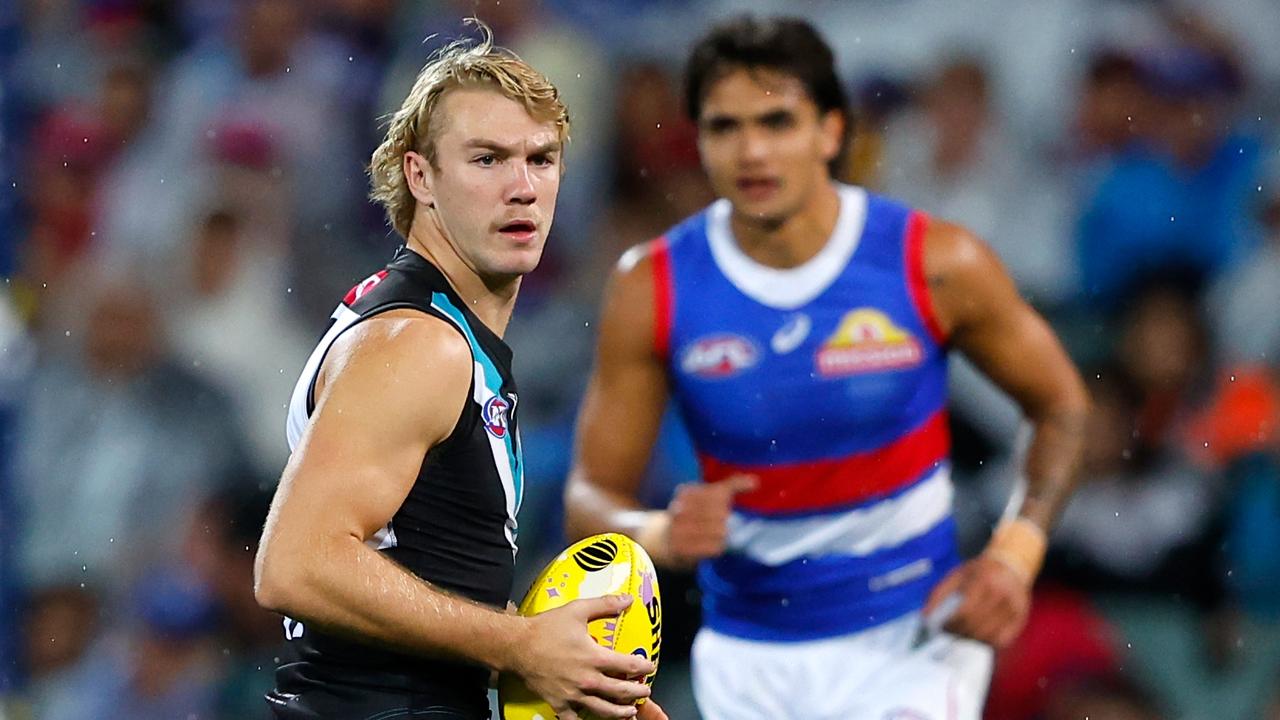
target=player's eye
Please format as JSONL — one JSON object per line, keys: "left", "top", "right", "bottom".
{"left": 761, "top": 112, "right": 796, "bottom": 130}
{"left": 703, "top": 117, "right": 738, "bottom": 135}
{"left": 529, "top": 153, "right": 557, "bottom": 168}
{"left": 474, "top": 154, "right": 499, "bottom": 167}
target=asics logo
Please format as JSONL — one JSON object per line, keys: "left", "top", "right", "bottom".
{"left": 771, "top": 313, "right": 811, "bottom": 354}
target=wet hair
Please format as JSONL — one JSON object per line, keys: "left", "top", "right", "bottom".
{"left": 369, "top": 20, "right": 569, "bottom": 239}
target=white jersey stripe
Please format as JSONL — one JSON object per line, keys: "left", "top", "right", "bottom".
{"left": 285, "top": 305, "right": 360, "bottom": 450}
{"left": 725, "top": 464, "right": 953, "bottom": 566}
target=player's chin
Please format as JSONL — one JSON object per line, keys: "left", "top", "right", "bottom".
{"left": 732, "top": 195, "right": 791, "bottom": 226}
{"left": 488, "top": 246, "right": 545, "bottom": 277}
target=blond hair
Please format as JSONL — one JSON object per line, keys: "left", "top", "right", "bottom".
{"left": 369, "top": 20, "right": 570, "bottom": 239}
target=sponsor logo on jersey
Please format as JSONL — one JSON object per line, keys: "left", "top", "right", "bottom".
{"left": 483, "top": 395, "right": 511, "bottom": 439}
{"left": 680, "top": 334, "right": 760, "bottom": 378}
{"left": 343, "top": 270, "right": 389, "bottom": 305}
{"left": 816, "top": 308, "right": 922, "bottom": 376}
{"left": 771, "top": 312, "right": 811, "bottom": 355}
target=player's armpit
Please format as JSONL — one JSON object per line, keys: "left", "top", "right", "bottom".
{"left": 922, "top": 220, "right": 1088, "bottom": 533}
{"left": 255, "top": 310, "right": 472, "bottom": 620}
{"left": 565, "top": 243, "right": 672, "bottom": 555}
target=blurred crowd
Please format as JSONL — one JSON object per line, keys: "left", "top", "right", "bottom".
{"left": 2, "top": 1, "right": 1280, "bottom": 719}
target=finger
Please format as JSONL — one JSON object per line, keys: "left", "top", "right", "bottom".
{"left": 720, "top": 474, "right": 759, "bottom": 495}
{"left": 588, "top": 675, "right": 652, "bottom": 704}
{"left": 638, "top": 699, "right": 669, "bottom": 720}
{"left": 923, "top": 568, "right": 966, "bottom": 616}
{"left": 963, "top": 586, "right": 1013, "bottom": 644}
{"left": 994, "top": 615, "right": 1026, "bottom": 648}
{"left": 576, "top": 594, "right": 633, "bottom": 621}
{"left": 944, "top": 584, "right": 988, "bottom": 637}
{"left": 597, "top": 646, "right": 657, "bottom": 678}
{"left": 575, "top": 694, "right": 639, "bottom": 719}
{"left": 669, "top": 483, "right": 700, "bottom": 509}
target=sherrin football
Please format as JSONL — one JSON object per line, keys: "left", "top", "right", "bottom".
{"left": 499, "top": 533, "right": 662, "bottom": 720}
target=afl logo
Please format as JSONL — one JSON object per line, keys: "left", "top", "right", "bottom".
{"left": 679, "top": 334, "right": 759, "bottom": 379}
{"left": 573, "top": 537, "right": 619, "bottom": 571}
{"left": 482, "top": 396, "right": 510, "bottom": 439}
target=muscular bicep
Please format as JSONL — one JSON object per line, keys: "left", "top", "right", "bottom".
{"left": 269, "top": 312, "right": 472, "bottom": 546}
{"left": 570, "top": 251, "right": 671, "bottom": 499}
{"left": 927, "top": 222, "right": 1083, "bottom": 419}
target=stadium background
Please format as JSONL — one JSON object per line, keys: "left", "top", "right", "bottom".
{"left": 2, "top": 0, "right": 1280, "bottom": 718}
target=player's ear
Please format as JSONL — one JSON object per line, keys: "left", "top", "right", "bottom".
{"left": 819, "top": 109, "right": 844, "bottom": 163}
{"left": 404, "top": 151, "right": 436, "bottom": 209}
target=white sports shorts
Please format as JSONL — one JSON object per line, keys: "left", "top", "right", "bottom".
{"left": 691, "top": 612, "right": 993, "bottom": 720}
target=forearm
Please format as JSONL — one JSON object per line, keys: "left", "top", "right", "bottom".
{"left": 1017, "top": 402, "right": 1088, "bottom": 531}
{"left": 256, "top": 535, "right": 526, "bottom": 671}
{"left": 983, "top": 401, "right": 1087, "bottom": 584}
{"left": 565, "top": 471, "right": 670, "bottom": 561}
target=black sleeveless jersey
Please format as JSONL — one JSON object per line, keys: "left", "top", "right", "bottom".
{"left": 270, "top": 247, "right": 523, "bottom": 717}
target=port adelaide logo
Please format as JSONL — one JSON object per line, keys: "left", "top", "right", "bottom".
{"left": 482, "top": 395, "right": 512, "bottom": 439}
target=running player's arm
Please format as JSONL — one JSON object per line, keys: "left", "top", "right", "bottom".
{"left": 564, "top": 249, "right": 672, "bottom": 554}
{"left": 922, "top": 220, "right": 1088, "bottom": 647}
{"left": 255, "top": 310, "right": 652, "bottom": 717}
{"left": 924, "top": 220, "right": 1089, "bottom": 534}
{"left": 565, "top": 246, "right": 754, "bottom": 567}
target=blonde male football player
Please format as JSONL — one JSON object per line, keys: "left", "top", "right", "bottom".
{"left": 255, "top": 26, "right": 664, "bottom": 720}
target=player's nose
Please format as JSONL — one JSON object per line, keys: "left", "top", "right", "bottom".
{"left": 738, "top": 126, "right": 770, "bottom": 164}
{"left": 505, "top": 162, "right": 537, "bottom": 205}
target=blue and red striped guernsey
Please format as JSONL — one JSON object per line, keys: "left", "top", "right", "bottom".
{"left": 654, "top": 184, "right": 957, "bottom": 641}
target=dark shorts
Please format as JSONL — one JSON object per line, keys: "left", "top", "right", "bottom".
{"left": 265, "top": 687, "right": 488, "bottom": 720}
{"left": 266, "top": 660, "right": 491, "bottom": 720}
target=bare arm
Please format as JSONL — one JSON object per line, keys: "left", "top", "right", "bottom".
{"left": 565, "top": 246, "right": 754, "bottom": 568}
{"left": 254, "top": 310, "right": 528, "bottom": 668}
{"left": 564, "top": 249, "right": 672, "bottom": 551}
{"left": 921, "top": 220, "right": 1088, "bottom": 647}
{"left": 925, "top": 220, "right": 1089, "bottom": 533}
{"left": 255, "top": 310, "right": 653, "bottom": 716}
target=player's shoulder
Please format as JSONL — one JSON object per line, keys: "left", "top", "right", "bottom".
{"left": 613, "top": 204, "right": 716, "bottom": 283}
{"left": 326, "top": 309, "right": 472, "bottom": 385}
{"left": 919, "top": 215, "right": 1001, "bottom": 281}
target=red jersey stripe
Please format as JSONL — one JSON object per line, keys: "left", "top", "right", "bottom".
{"left": 700, "top": 409, "right": 951, "bottom": 515}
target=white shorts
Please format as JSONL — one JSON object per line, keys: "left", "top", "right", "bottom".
{"left": 691, "top": 612, "right": 993, "bottom": 720}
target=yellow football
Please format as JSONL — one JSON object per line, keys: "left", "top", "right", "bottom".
{"left": 499, "top": 533, "right": 662, "bottom": 720}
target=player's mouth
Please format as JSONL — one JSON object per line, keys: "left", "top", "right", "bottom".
{"left": 735, "top": 177, "right": 780, "bottom": 202}
{"left": 497, "top": 219, "right": 538, "bottom": 244}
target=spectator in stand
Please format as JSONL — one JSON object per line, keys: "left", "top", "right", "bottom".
{"left": 14, "top": 274, "right": 248, "bottom": 599}
{"left": 169, "top": 209, "right": 313, "bottom": 475}
{"left": 1046, "top": 280, "right": 1223, "bottom": 605}
{"left": 883, "top": 55, "right": 1075, "bottom": 305}
{"left": 1077, "top": 43, "right": 1264, "bottom": 307}
{"left": 183, "top": 482, "right": 279, "bottom": 719}
{"left": 37, "top": 567, "right": 223, "bottom": 720}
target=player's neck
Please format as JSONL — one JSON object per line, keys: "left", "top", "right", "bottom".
{"left": 728, "top": 180, "right": 841, "bottom": 269}
{"left": 405, "top": 228, "right": 519, "bottom": 338}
